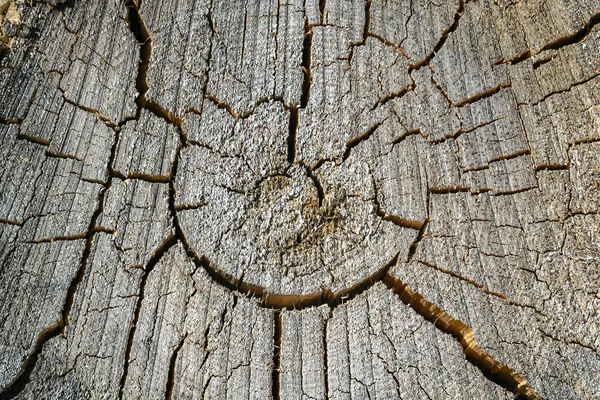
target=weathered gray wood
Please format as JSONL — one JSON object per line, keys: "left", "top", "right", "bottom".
{"left": 10, "top": 178, "right": 173, "bottom": 398}
{"left": 1, "top": 0, "right": 600, "bottom": 399}
{"left": 326, "top": 283, "right": 511, "bottom": 399}
{"left": 280, "top": 306, "right": 329, "bottom": 400}
{"left": 113, "top": 110, "right": 180, "bottom": 181}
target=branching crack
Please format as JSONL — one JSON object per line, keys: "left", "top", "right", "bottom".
{"left": 118, "top": 234, "right": 178, "bottom": 399}
{"left": 164, "top": 333, "right": 188, "bottom": 400}
{"left": 371, "top": 172, "right": 426, "bottom": 231}
{"left": 347, "top": 0, "right": 372, "bottom": 63}
{"left": 0, "top": 109, "right": 124, "bottom": 398}
{"left": 383, "top": 274, "right": 544, "bottom": 400}
{"left": 409, "top": 0, "right": 464, "bottom": 71}
{"left": 0, "top": 2, "right": 573, "bottom": 399}
{"left": 494, "top": 12, "right": 600, "bottom": 66}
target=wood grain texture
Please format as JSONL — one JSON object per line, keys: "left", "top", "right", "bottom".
{"left": 1, "top": 0, "right": 599, "bottom": 399}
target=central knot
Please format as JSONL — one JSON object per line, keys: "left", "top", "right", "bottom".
{"left": 249, "top": 172, "right": 346, "bottom": 253}
{"left": 175, "top": 143, "right": 416, "bottom": 298}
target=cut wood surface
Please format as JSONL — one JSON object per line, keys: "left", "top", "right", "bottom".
{"left": 1, "top": 0, "right": 599, "bottom": 399}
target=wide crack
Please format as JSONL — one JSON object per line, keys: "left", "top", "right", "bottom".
{"left": 0, "top": 0, "right": 556, "bottom": 398}
{"left": 383, "top": 274, "right": 544, "bottom": 400}
{"left": 0, "top": 104, "right": 124, "bottom": 400}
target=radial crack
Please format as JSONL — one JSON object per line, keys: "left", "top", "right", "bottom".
{"left": 383, "top": 274, "right": 544, "bottom": 400}
{"left": 272, "top": 310, "right": 283, "bottom": 400}
{"left": 494, "top": 12, "right": 600, "bottom": 66}
{"left": 409, "top": 0, "right": 464, "bottom": 71}
{"left": 0, "top": 123, "right": 123, "bottom": 399}
{"left": 118, "top": 234, "right": 178, "bottom": 399}
{"left": 164, "top": 334, "right": 187, "bottom": 400}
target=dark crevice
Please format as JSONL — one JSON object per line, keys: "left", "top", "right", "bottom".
{"left": 342, "top": 121, "right": 384, "bottom": 161}
{"left": 454, "top": 83, "right": 510, "bottom": 108}
{"left": 434, "top": 118, "right": 502, "bottom": 145}
{"left": 4, "top": 1, "right": 554, "bottom": 399}
{"left": 45, "top": 151, "right": 84, "bottom": 162}
{"left": 487, "top": 149, "right": 530, "bottom": 164}
{"left": 367, "top": 32, "right": 410, "bottom": 58}
{"left": 25, "top": 233, "right": 88, "bottom": 244}
{"left": 417, "top": 260, "right": 510, "bottom": 302}
{"left": 241, "top": 8, "right": 248, "bottom": 63}
{"left": 144, "top": 100, "right": 183, "bottom": 128}
{"left": 534, "top": 164, "right": 568, "bottom": 172}
{"left": 494, "top": 12, "right": 600, "bottom": 66}
{"left": 407, "top": 220, "right": 428, "bottom": 261}
{"left": 409, "top": 0, "right": 464, "bottom": 71}
{"left": 417, "top": 260, "right": 544, "bottom": 314}
{"left": 174, "top": 202, "right": 208, "bottom": 212}
{"left": 493, "top": 186, "right": 536, "bottom": 197}
{"left": 363, "top": 0, "right": 372, "bottom": 40}
{"left": 174, "top": 210, "right": 400, "bottom": 309}
{"left": 522, "top": 72, "right": 600, "bottom": 106}
{"left": 309, "top": 158, "right": 331, "bottom": 172}
{"left": 304, "top": 164, "right": 324, "bottom": 206}
{"left": 429, "top": 186, "right": 473, "bottom": 195}
{"left": 0, "top": 218, "right": 22, "bottom": 226}
{"left": 272, "top": 310, "right": 282, "bottom": 400}
{"left": 540, "top": 12, "right": 600, "bottom": 52}
{"left": 322, "top": 309, "right": 331, "bottom": 398}
{"left": 372, "top": 83, "right": 415, "bottom": 109}
{"left": 17, "top": 134, "right": 50, "bottom": 146}
{"left": 300, "top": 20, "right": 313, "bottom": 109}
{"left": 0, "top": 325, "right": 60, "bottom": 400}
{"left": 392, "top": 128, "right": 421, "bottom": 146}
{"left": 572, "top": 137, "right": 600, "bottom": 146}
{"left": 428, "top": 71, "right": 455, "bottom": 105}
{"left": 462, "top": 164, "right": 490, "bottom": 173}
{"left": 377, "top": 213, "right": 425, "bottom": 231}
{"left": 288, "top": 5, "right": 318, "bottom": 165}
{"left": 271, "top": 253, "right": 396, "bottom": 309}
{"left": 204, "top": 93, "right": 242, "bottom": 119}
{"left": 0, "top": 117, "right": 22, "bottom": 125}
{"left": 371, "top": 174, "right": 426, "bottom": 232}
{"left": 287, "top": 107, "right": 298, "bottom": 163}
{"left": 0, "top": 122, "right": 123, "bottom": 399}
{"left": 123, "top": 0, "right": 185, "bottom": 132}
{"left": 1, "top": 2, "right": 545, "bottom": 398}
{"left": 164, "top": 334, "right": 187, "bottom": 400}
{"left": 319, "top": 0, "right": 327, "bottom": 24}
{"left": 383, "top": 275, "right": 544, "bottom": 400}
{"left": 346, "top": 0, "right": 372, "bottom": 63}
{"left": 118, "top": 233, "right": 178, "bottom": 399}
{"left": 124, "top": 0, "right": 151, "bottom": 116}
{"left": 63, "top": 98, "right": 117, "bottom": 127}
{"left": 532, "top": 56, "right": 552, "bottom": 69}
{"left": 111, "top": 170, "right": 171, "bottom": 184}
{"left": 203, "top": 93, "right": 286, "bottom": 121}
{"left": 493, "top": 50, "right": 532, "bottom": 66}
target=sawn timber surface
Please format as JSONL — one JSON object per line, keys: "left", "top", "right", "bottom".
{"left": 1, "top": 0, "right": 600, "bottom": 399}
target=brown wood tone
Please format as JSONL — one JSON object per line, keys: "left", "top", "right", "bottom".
{"left": 1, "top": 0, "right": 599, "bottom": 399}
